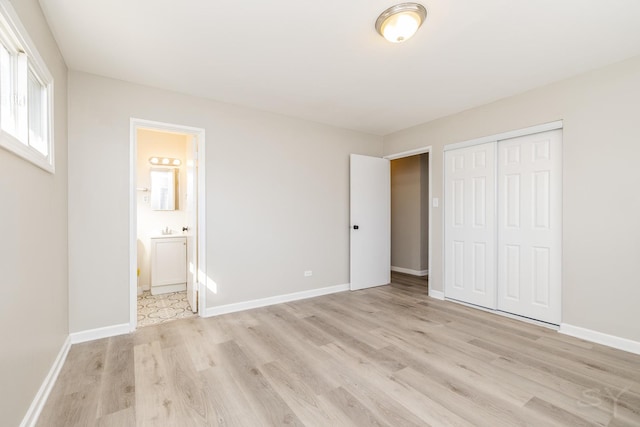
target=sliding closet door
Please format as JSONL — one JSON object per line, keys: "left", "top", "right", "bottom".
{"left": 497, "top": 130, "right": 562, "bottom": 324}
{"left": 444, "top": 142, "right": 497, "bottom": 309}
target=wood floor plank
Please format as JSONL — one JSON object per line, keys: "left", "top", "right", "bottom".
{"left": 323, "top": 386, "right": 389, "bottom": 427}
{"left": 470, "top": 337, "right": 640, "bottom": 407}
{"left": 260, "top": 360, "right": 356, "bottom": 426}
{"left": 96, "top": 334, "right": 135, "bottom": 418}
{"left": 198, "top": 363, "right": 265, "bottom": 426}
{"left": 156, "top": 319, "right": 189, "bottom": 349}
{"left": 418, "top": 300, "right": 544, "bottom": 341}
{"left": 325, "top": 291, "right": 382, "bottom": 316}
{"left": 217, "top": 340, "right": 304, "bottom": 426}
{"left": 303, "top": 308, "right": 392, "bottom": 350}
{"left": 265, "top": 304, "right": 335, "bottom": 346}
{"left": 491, "top": 355, "right": 630, "bottom": 422}
{"left": 336, "top": 379, "right": 427, "bottom": 427}
{"left": 313, "top": 299, "right": 384, "bottom": 331}
{"left": 36, "top": 339, "right": 108, "bottom": 427}
{"left": 161, "top": 344, "right": 209, "bottom": 426}
{"left": 524, "top": 396, "right": 600, "bottom": 427}
{"left": 532, "top": 335, "right": 640, "bottom": 381}
{"left": 179, "top": 318, "right": 221, "bottom": 371}
{"left": 247, "top": 312, "right": 341, "bottom": 395}
{"left": 371, "top": 315, "right": 502, "bottom": 364}
{"left": 316, "top": 336, "right": 473, "bottom": 426}
{"left": 319, "top": 343, "right": 439, "bottom": 427}
{"left": 304, "top": 315, "right": 405, "bottom": 370}
{"left": 60, "top": 339, "right": 109, "bottom": 395}
{"left": 371, "top": 327, "right": 613, "bottom": 425}
{"left": 37, "top": 271, "right": 640, "bottom": 426}
{"left": 388, "top": 271, "right": 428, "bottom": 287}
{"left": 95, "top": 407, "right": 136, "bottom": 427}
{"left": 52, "top": 389, "right": 102, "bottom": 427}
{"left": 214, "top": 312, "right": 279, "bottom": 367}
{"left": 471, "top": 324, "right": 640, "bottom": 385}
{"left": 373, "top": 332, "right": 534, "bottom": 407}
{"left": 395, "top": 366, "right": 538, "bottom": 427}
{"left": 133, "top": 341, "right": 178, "bottom": 427}
{"left": 199, "top": 315, "right": 233, "bottom": 344}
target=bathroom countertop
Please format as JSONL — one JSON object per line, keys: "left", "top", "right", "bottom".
{"left": 150, "top": 232, "right": 186, "bottom": 239}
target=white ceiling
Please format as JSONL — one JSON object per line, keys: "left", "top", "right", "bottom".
{"left": 39, "top": 0, "right": 640, "bottom": 135}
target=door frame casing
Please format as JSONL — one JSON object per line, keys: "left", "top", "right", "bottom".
{"left": 129, "top": 118, "right": 207, "bottom": 331}
{"left": 384, "top": 146, "right": 433, "bottom": 289}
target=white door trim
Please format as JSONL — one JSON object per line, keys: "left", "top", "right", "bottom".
{"left": 385, "top": 146, "right": 431, "bottom": 161}
{"left": 129, "top": 118, "right": 207, "bottom": 331}
{"left": 384, "top": 146, "right": 432, "bottom": 293}
{"left": 444, "top": 120, "right": 563, "bottom": 152}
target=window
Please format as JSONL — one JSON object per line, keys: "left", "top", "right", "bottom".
{"left": 0, "top": 0, "right": 54, "bottom": 173}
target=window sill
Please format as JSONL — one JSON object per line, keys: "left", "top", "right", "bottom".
{"left": 0, "top": 130, "right": 54, "bottom": 173}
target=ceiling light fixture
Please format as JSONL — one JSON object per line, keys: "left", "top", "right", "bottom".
{"left": 375, "top": 3, "right": 427, "bottom": 43}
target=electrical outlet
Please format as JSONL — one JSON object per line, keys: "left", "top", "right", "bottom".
{"left": 304, "top": 271, "right": 312, "bottom": 277}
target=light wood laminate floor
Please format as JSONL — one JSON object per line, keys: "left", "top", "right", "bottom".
{"left": 38, "top": 272, "right": 640, "bottom": 426}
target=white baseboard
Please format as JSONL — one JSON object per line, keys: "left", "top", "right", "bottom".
{"left": 560, "top": 323, "right": 640, "bottom": 355}
{"left": 429, "top": 289, "right": 444, "bottom": 300}
{"left": 70, "top": 323, "right": 131, "bottom": 344}
{"left": 20, "top": 336, "right": 71, "bottom": 427}
{"left": 447, "top": 298, "right": 558, "bottom": 330}
{"left": 391, "top": 266, "right": 429, "bottom": 276}
{"left": 204, "top": 283, "right": 350, "bottom": 317}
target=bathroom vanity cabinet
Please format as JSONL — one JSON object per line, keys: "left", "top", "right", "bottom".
{"left": 150, "top": 235, "right": 187, "bottom": 295}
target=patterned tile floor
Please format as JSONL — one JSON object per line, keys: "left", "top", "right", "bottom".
{"left": 137, "top": 290, "right": 196, "bottom": 328}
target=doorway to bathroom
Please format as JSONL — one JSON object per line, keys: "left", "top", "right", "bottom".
{"left": 130, "top": 119, "right": 206, "bottom": 329}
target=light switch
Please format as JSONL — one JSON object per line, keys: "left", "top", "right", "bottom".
{"left": 432, "top": 198, "right": 439, "bottom": 208}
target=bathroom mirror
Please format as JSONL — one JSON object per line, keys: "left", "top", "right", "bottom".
{"left": 150, "top": 168, "right": 177, "bottom": 211}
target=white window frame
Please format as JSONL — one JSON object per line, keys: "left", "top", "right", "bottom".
{"left": 0, "top": 0, "right": 54, "bottom": 173}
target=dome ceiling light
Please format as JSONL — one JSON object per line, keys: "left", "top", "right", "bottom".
{"left": 375, "top": 3, "right": 427, "bottom": 43}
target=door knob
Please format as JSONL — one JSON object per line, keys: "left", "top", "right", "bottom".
{"left": 182, "top": 226, "right": 189, "bottom": 232}
{"left": 353, "top": 225, "right": 359, "bottom": 230}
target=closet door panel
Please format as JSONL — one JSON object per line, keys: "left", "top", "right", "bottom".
{"left": 497, "top": 130, "right": 562, "bottom": 324}
{"left": 444, "top": 142, "right": 497, "bottom": 309}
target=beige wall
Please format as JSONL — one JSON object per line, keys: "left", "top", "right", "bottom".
{"left": 390, "top": 156, "right": 422, "bottom": 271}
{"left": 384, "top": 55, "right": 640, "bottom": 342}
{"left": 419, "top": 153, "right": 429, "bottom": 271}
{"left": 0, "top": 0, "right": 68, "bottom": 425}
{"left": 68, "top": 71, "right": 382, "bottom": 332}
{"left": 136, "top": 129, "right": 188, "bottom": 289}
{"left": 390, "top": 154, "right": 429, "bottom": 273}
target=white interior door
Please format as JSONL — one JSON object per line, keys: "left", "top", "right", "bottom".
{"left": 497, "top": 130, "right": 562, "bottom": 324}
{"left": 185, "top": 136, "right": 198, "bottom": 313}
{"left": 444, "top": 142, "right": 497, "bottom": 309}
{"left": 350, "top": 154, "right": 390, "bottom": 291}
